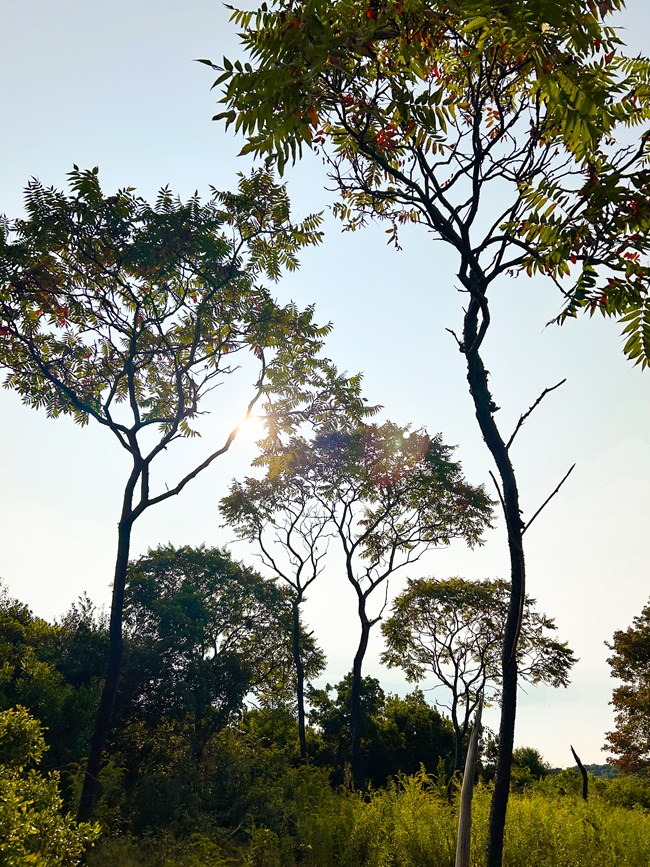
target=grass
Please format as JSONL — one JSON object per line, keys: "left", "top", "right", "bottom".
{"left": 88, "top": 770, "right": 650, "bottom": 867}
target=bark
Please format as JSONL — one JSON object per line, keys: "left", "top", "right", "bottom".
{"left": 77, "top": 475, "right": 137, "bottom": 822}
{"left": 455, "top": 696, "right": 483, "bottom": 867}
{"left": 292, "top": 599, "right": 308, "bottom": 759}
{"left": 462, "top": 291, "right": 526, "bottom": 867}
{"left": 350, "top": 605, "right": 371, "bottom": 790}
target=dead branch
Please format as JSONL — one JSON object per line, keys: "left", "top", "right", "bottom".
{"left": 523, "top": 464, "right": 576, "bottom": 535}
{"left": 506, "top": 379, "right": 566, "bottom": 450}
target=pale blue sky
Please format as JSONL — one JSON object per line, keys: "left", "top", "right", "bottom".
{"left": 1, "top": 0, "right": 649, "bottom": 767}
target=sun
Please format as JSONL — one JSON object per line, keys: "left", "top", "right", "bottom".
{"left": 236, "top": 412, "right": 268, "bottom": 443}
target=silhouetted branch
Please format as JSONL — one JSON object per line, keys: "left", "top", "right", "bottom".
{"left": 507, "top": 379, "right": 566, "bottom": 450}
{"left": 523, "top": 464, "right": 576, "bottom": 534}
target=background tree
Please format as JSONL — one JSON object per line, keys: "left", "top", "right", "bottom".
{"left": 381, "top": 577, "right": 576, "bottom": 771}
{"left": 213, "top": 3, "right": 650, "bottom": 861}
{"left": 605, "top": 598, "right": 650, "bottom": 774}
{"left": 235, "top": 421, "right": 491, "bottom": 787}
{"left": 0, "top": 583, "right": 105, "bottom": 781}
{"left": 117, "top": 544, "right": 324, "bottom": 751}
{"left": 221, "top": 473, "right": 332, "bottom": 758}
{"left": 0, "top": 167, "right": 368, "bottom": 819}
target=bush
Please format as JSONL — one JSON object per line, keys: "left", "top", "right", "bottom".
{"left": 0, "top": 706, "right": 100, "bottom": 865}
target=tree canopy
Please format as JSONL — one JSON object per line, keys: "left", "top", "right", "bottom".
{"left": 605, "top": 598, "right": 650, "bottom": 774}
{"left": 224, "top": 420, "right": 492, "bottom": 787}
{"left": 214, "top": 0, "right": 650, "bottom": 365}
{"left": 381, "top": 576, "right": 576, "bottom": 769}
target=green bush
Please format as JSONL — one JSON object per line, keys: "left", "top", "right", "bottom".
{"left": 0, "top": 706, "right": 100, "bottom": 865}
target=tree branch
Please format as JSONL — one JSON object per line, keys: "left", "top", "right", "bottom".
{"left": 506, "top": 379, "right": 566, "bottom": 450}
{"left": 523, "top": 464, "right": 576, "bottom": 535}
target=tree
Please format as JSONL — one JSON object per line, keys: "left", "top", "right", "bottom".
{"left": 221, "top": 472, "right": 332, "bottom": 758}
{"left": 308, "top": 673, "right": 387, "bottom": 784}
{"left": 118, "top": 544, "right": 324, "bottom": 744}
{"left": 605, "top": 598, "right": 650, "bottom": 774}
{"left": 381, "top": 577, "right": 576, "bottom": 771}
{"left": 370, "top": 688, "right": 455, "bottom": 785}
{"left": 212, "top": 3, "right": 650, "bottom": 861}
{"left": 0, "top": 583, "right": 105, "bottom": 779}
{"left": 237, "top": 422, "right": 491, "bottom": 787}
{"left": 0, "top": 706, "right": 100, "bottom": 864}
{"left": 0, "top": 167, "right": 368, "bottom": 820}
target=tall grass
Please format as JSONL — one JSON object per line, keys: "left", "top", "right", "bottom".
{"left": 89, "top": 769, "right": 650, "bottom": 867}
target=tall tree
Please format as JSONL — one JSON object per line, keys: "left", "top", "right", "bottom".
{"left": 0, "top": 167, "right": 367, "bottom": 819}
{"left": 381, "top": 576, "right": 576, "bottom": 771}
{"left": 236, "top": 421, "right": 491, "bottom": 787}
{"left": 605, "top": 598, "right": 650, "bottom": 774}
{"left": 212, "top": 3, "right": 650, "bottom": 862}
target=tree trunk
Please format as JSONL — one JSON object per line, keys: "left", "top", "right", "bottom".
{"left": 451, "top": 703, "right": 464, "bottom": 774}
{"left": 463, "top": 292, "right": 526, "bottom": 867}
{"left": 571, "top": 745, "right": 589, "bottom": 801}
{"left": 292, "top": 599, "right": 307, "bottom": 759}
{"left": 350, "top": 608, "right": 371, "bottom": 790}
{"left": 78, "top": 480, "right": 137, "bottom": 822}
{"left": 455, "top": 696, "right": 483, "bottom": 867}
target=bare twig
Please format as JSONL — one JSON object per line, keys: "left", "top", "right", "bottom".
{"left": 489, "top": 470, "right": 506, "bottom": 513}
{"left": 446, "top": 327, "right": 463, "bottom": 350}
{"left": 506, "top": 379, "right": 566, "bottom": 450}
{"left": 523, "top": 463, "right": 576, "bottom": 534}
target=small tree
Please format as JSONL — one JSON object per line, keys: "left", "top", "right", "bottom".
{"left": 0, "top": 167, "right": 365, "bottom": 819}
{"left": 221, "top": 473, "right": 332, "bottom": 758}
{"left": 605, "top": 598, "right": 650, "bottom": 774}
{"left": 233, "top": 421, "right": 491, "bottom": 787}
{"left": 381, "top": 577, "right": 576, "bottom": 771}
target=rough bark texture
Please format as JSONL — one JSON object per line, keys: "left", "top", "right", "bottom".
{"left": 462, "top": 290, "right": 526, "bottom": 867}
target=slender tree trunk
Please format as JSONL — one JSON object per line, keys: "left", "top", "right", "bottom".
{"left": 350, "top": 607, "right": 371, "bottom": 790}
{"left": 462, "top": 291, "right": 526, "bottom": 867}
{"left": 451, "top": 705, "right": 464, "bottom": 773}
{"left": 292, "top": 598, "right": 307, "bottom": 759}
{"left": 455, "top": 696, "right": 483, "bottom": 867}
{"left": 78, "top": 479, "right": 137, "bottom": 822}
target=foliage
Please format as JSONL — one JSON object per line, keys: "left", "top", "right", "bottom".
{"left": 0, "top": 706, "right": 100, "bottom": 865}
{"left": 215, "top": 0, "right": 650, "bottom": 366}
{"left": 605, "top": 597, "right": 650, "bottom": 773}
{"left": 510, "top": 746, "right": 551, "bottom": 790}
{"left": 0, "top": 583, "right": 105, "bottom": 777}
{"left": 213, "top": 6, "right": 650, "bottom": 857}
{"left": 230, "top": 421, "right": 491, "bottom": 787}
{"left": 0, "top": 166, "right": 373, "bottom": 818}
{"left": 308, "top": 676, "right": 455, "bottom": 786}
{"left": 0, "top": 167, "right": 332, "bottom": 428}
{"left": 381, "top": 577, "right": 576, "bottom": 768}
{"left": 120, "top": 544, "right": 324, "bottom": 724}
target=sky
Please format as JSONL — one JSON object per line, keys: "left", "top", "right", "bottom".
{"left": 0, "top": 0, "right": 648, "bottom": 769}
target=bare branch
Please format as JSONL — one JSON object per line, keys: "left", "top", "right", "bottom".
{"left": 523, "top": 463, "right": 576, "bottom": 535}
{"left": 507, "top": 379, "right": 566, "bottom": 450}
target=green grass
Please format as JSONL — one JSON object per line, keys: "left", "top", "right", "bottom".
{"left": 88, "top": 770, "right": 650, "bottom": 867}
